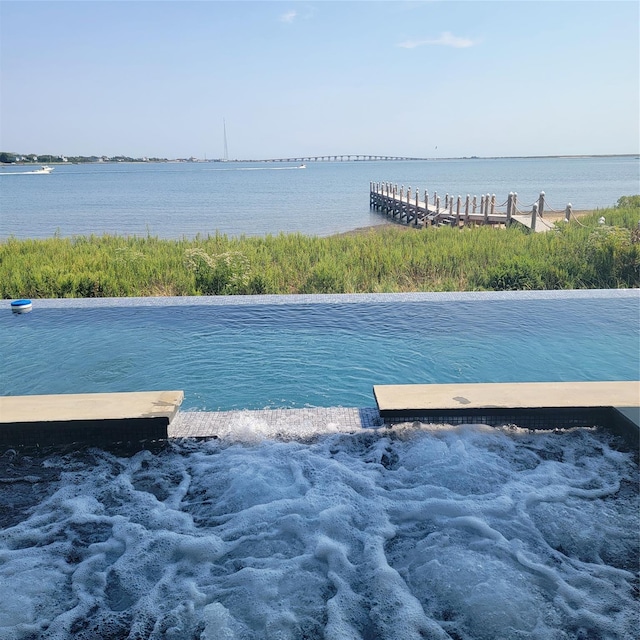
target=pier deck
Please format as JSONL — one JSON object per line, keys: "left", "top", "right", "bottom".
{"left": 370, "top": 183, "right": 565, "bottom": 232}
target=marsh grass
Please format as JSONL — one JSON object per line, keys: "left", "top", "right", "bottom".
{"left": 1, "top": 201, "right": 638, "bottom": 298}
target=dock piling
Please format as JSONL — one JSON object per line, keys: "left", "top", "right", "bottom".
{"left": 370, "top": 183, "right": 570, "bottom": 233}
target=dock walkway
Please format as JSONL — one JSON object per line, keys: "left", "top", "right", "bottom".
{"left": 370, "top": 182, "right": 571, "bottom": 232}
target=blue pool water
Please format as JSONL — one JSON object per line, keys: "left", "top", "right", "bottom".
{"left": 1, "top": 290, "right": 638, "bottom": 639}
{"left": 2, "top": 290, "right": 638, "bottom": 411}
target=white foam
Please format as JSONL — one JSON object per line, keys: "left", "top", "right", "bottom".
{"left": 0, "top": 425, "right": 637, "bottom": 639}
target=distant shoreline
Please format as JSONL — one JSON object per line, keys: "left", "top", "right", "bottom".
{"left": 464, "top": 154, "right": 639, "bottom": 160}
{"left": 1, "top": 153, "right": 638, "bottom": 166}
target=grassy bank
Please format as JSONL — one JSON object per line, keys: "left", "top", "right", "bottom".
{"left": 1, "top": 198, "right": 638, "bottom": 298}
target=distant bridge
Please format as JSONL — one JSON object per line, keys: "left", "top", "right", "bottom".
{"left": 231, "top": 155, "right": 430, "bottom": 163}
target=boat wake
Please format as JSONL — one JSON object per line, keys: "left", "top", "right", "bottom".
{"left": 0, "top": 166, "right": 54, "bottom": 175}
{"left": 212, "top": 165, "right": 306, "bottom": 172}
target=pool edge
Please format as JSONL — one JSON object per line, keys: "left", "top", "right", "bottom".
{"left": 0, "top": 391, "right": 183, "bottom": 447}
{"left": 373, "top": 381, "right": 640, "bottom": 448}
{"left": 1, "top": 383, "right": 638, "bottom": 449}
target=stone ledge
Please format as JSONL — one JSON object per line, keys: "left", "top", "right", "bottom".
{"left": 373, "top": 381, "right": 640, "bottom": 447}
{"left": 0, "top": 391, "right": 184, "bottom": 447}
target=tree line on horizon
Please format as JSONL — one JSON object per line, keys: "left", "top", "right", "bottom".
{"left": 0, "top": 152, "right": 169, "bottom": 164}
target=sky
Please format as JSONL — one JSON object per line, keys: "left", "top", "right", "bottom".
{"left": 1, "top": 1, "right": 638, "bottom": 160}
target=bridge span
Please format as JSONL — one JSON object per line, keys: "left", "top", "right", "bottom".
{"left": 236, "top": 155, "right": 430, "bottom": 163}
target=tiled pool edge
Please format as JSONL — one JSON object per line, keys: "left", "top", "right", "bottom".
{"left": 169, "top": 406, "right": 638, "bottom": 449}
{"left": 1, "top": 384, "right": 638, "bottom": 449}
{"left": 4, "top": 288, "right": 639, "bottom": 310}
{"left": 169, "top": 407, "right": 383, "bottom": 439}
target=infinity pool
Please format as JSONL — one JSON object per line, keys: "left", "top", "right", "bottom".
{"left": 1, "top": 291, "right": 638, "bottom": 639}
{"left": 2, "top": 291, "right": 638, "bottom": 410}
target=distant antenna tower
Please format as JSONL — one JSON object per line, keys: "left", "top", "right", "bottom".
{"left": 223, "top": 118, "right": 229, "bottom": 161}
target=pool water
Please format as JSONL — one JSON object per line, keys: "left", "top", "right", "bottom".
{"left": 2, "top": 291, "right": 638, "bottom": 410}
{"left": 1, "top": 291, "right": 638, "bottom": 639}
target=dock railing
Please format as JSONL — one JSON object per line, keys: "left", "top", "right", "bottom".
{"left": 370, "top": 182, "right": 574, "bottom": 232}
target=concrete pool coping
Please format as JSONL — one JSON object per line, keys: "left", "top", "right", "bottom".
{"left": 5, "top": 288, "right": 638, "bottom": 310}
{"left": 373, "top": 381, "right": 640, "bottom": 447}
{"left": 373, "top": 381, "right": 639, "bottom": 414}
{"left": 0, "top": 382, "right": 638, "bottom": 448}
{"left": 0, "top": 391, "right": 184, "bottom": 447}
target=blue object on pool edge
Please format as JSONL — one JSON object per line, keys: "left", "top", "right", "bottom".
{"left": 11, "top": 299, "right": 32, "bottom": 313}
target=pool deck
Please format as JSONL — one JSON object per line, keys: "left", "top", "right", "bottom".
{"left": 0, "top": 391, "right": 184, "bottom": 446}
{"left": 373, "top": 381, "right": 639, "bottom": 445}
{"left": 0, "top": 382, "right": 638, "bottom": 448}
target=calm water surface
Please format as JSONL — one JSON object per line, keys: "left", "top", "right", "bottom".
{"left": 1, "top": 156, "right": 638, "bottom": 239}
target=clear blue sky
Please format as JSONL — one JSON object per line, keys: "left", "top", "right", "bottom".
{"left": 1, "top": 1, "right": 638, "bottom": 159}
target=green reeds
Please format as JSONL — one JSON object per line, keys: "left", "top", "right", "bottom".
{"left": 1, "top": 199, "right": 638, "bottom": 299}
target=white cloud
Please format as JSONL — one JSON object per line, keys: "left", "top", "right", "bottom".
{"left": 279, "top": 10, "right": 297, "bottom": 24}
{"left": 397, "top": 31, "right": 476, "bottom": 49}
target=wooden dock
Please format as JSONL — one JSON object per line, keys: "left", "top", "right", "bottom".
{"left": 370, "top": 182, "right": 570, "bottom": 232}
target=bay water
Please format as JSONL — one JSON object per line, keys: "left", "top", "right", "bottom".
{"left": 1, "top": 156, "right": 638, "bottom": 239}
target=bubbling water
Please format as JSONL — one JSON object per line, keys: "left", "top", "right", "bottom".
{"left": 0, "top": 423, "right": 637, "bottom": 640}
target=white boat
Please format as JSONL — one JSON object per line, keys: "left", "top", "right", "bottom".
{"left": 0, "top": 165, "right": 54, "bottom": 175}
{"left": 298, "top": 164, "right": 306, "bottom": 169}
